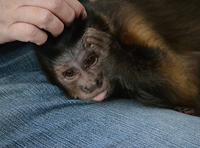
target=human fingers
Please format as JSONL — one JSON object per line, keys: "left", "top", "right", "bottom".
{"left": 0, "top": 0, "right": 86, "bottom": 45}
{"left": 24, "top": 0, "right": 86, "bottom": 26}
{"left": 13, "top": 6, "right": 64, "bottom": 37}
{"left": 8, "top": 22, "right": 48, "bottom": 45}
{"left": 65, "top": 0, "right": 87, "bottom": 19}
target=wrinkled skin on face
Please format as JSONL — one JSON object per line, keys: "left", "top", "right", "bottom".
{"left": 53, "top": 28, "right": 115, "bottom": 101}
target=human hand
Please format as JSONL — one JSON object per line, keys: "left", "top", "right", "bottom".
{"left": 0, "top": 0, "right": 87, "bottom": 45}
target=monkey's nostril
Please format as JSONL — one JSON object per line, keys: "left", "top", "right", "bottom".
{"left": 96, "top": 79, "right": 103, "bottom": 87}
{"left": 84, "top": 86, "right": 91, "bottom": 93}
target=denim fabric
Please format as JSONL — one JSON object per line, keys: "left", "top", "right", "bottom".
{"left": 0, "top": 42, "right": 200, "bottom": 148}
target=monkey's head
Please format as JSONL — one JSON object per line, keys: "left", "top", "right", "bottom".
{"left": 35, "top": 27, "right": 116, "bottom": 101}
{"left": 35, "top": 8, "right": 118, "bottom": 101}
{"left": 51, "top": 37, "right": 114, "bottom": 101}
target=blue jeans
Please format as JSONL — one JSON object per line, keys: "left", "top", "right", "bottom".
{"left": 0, "top": 42, "right": 200, "bottom": 148}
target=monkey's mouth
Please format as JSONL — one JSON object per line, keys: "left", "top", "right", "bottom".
{"left": 92, "top": 88, "right": 112, "bottom": 102}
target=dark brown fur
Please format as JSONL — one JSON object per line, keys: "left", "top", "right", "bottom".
{"left": 34, "top": 0, "right": 200, "bottom": 115}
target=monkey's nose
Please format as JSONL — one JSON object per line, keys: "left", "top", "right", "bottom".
{"left": 83, "top": 82, "right": 97, "bottom": 93}
{"left": 82, "top": 79, "right": 103, "bottom": 93}
{"left": 96, "top": 78, "right": 103, "bottom": 88}
{"left": 84, "top": 86, "right": 93, "bottom": 93}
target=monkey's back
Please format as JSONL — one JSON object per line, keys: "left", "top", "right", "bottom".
{"left": 88, "top": 0, "right": 200, "bottom": 52}
{"left": 83, "top": 0, "right": 200, "bottom": 110}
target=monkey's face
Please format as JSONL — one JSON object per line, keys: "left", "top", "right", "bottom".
{"left": 53, "top": 32, "right": 114, "bottom": 101}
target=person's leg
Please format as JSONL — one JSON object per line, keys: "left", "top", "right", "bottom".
{"left": 1, "top": 42, "right": 200, "bottom": 148}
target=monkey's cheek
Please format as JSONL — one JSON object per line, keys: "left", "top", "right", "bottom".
{"left": 92, "top": 90, "right": 108, "bottom": 102}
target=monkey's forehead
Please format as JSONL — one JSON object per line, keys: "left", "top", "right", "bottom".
{"left": 54, "top": 50, "right": 78, "bottom": 64}
{"left": 58, "top": 40, "right": 83, "bottom": 58}
{"left": 53, "top": 49, "right": 83, "bottom": 66}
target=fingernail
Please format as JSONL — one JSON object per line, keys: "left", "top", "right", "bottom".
{"left": 81, "top": 10, "right": 87, "bottom": 20}
{"left": 66, "top": 23, "right": 73, "bottom": 27}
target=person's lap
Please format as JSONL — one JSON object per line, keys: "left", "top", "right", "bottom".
{"left": 0, "top": 43, "right": 200, "bottom": 147}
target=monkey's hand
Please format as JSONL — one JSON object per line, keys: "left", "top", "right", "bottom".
{"left": 82, "top": 28, "right": 113, "bottom": 57}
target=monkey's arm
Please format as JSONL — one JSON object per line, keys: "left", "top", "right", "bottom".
{"left": 83, "top": 28, "right": 200, "bottom": 109}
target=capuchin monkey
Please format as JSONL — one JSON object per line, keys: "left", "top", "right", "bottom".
{"left": 34, "top": 0, "right": 200, "bottom": 116}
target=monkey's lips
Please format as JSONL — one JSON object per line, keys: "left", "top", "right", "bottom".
{"left": 92, "top": 89, "right": 110, "bottom": 102}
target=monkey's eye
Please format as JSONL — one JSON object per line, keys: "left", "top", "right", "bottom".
{"left": 85, "top": 55, "right": 98, "bottom": 67}
{"left": 63, "top": 69, "right": 78, "bottom": 78}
